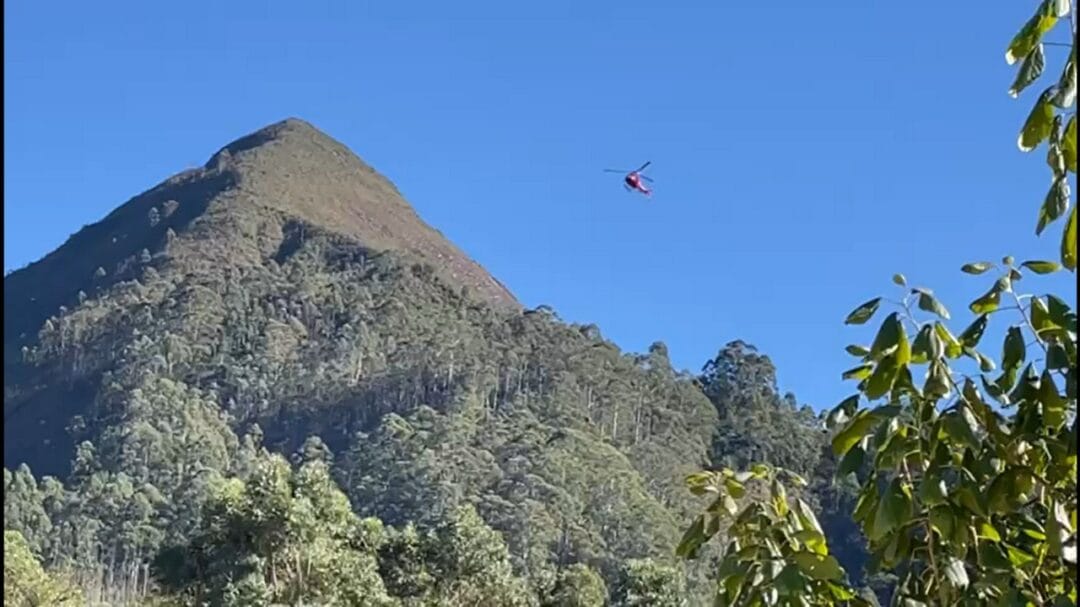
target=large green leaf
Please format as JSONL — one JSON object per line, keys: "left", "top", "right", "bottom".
{"left": 843, "top": 364, "right": 874, "bottom": 381}
{"left": 961, "top": 261, "right": 995, "bottom": 275}
{"left": 795, "top": 498, "right": 824, "bottom": 535}
{"left": 929, "top": 506, "right": 955, "bottom": 539}
{"left": 941, "top": 409, "right": 979, "bottom": 452}
{"left": 1002, "top": 326, "right": 1027, "bottom": 373}
{"left": 832, "top": 409, "right": 881, "bottom": 457}
{"left": 959, "top": 315, "right": 990, "bottom": 347}
{"left": 1021, "top": 260, "right": 1063, "bottom": 274}
{"left": 1047, "top": 342, "right": 1070, "bottom": 369}
{"left": 838, "top": 444, "right": 866, "bottom": 478}
{"left": 924, "top": 360, "right": 953, "bottom": 400}
{"left": 686, "top": 471, "right": 719, "bottom": 496}
{"left": 970, "top": 286, "right": 1003, "bottom": 314}
{"left": 1063, "top": 205, "right": 1077, "bottom": 270}
{"left": 914, "top": 288, "right": 951, "bottom": 320}
{"left": 770, "top": 478, "right": 788, "bottom": 517}
{"left": 1006, "top": 544, "right": 1037, "bottom": 568}
{"left": 917, "top": 471, "right": 948, "bottom": 506}
{"left": 845, "top": 298, "right": 882, "bottom": 325}
{"left": 1064, "top": 114, "right": 1077, "bottom": 173}
{"left": 910, "top": 324, "right": 939, "bottom": 364}
{"left": 955, "top": 483, "right": 988, "bottom": 518}
{"left": 1005, "top": 1, "right": 1059, "bottom": 65}
{"left": 1049, "top": 145, "right": 1068, "bottom": 180}
{"left": 845, "top": 344, "right": 871, "bottom": 357}
{"left": 978, "top": 542, "right": 1013, "bottom": 572}
{"left": 1018, "top": 88, "right": 1057, "bottom": 151}
{"left": 870, "top": 478, "right": 912, "bottom": 541}
{"left": 790, "top": 552, "right": 844, "bottom": 581}
{"left": 890, "top": 364, "right": 920, "bottom": 400}
{"left": 1037, "top": 175, "right": 1071, "bottom": 235}
{"left": 996, "top": 470, "right": 1035, "bottom": 514}
{"left": 1009, "top": 364, "right": 1041, "bottom": 404}
{"left": 772, "top": 564, "right": 807, "bottom": 596}
{"left": 864, "top": 353, "right": 900, "bottom": 400}
{"left": 826, "top": 394, "right": 860, "bottom": 429}
{"left": 1030, "top": 295, "right": 1054, "bottom": 332}
{"left": 870, "top": 313, "right": 905, "bottom": 360}
{"left": 723, "top": 477, "right": 747, "bottom": 500}
{"left": 1051, "top": 51, "right": 1077, "bottom": 109}
{"left": 977, "top": 521, "right": 1003, "bottom": 542}
{"left": 1046, "top": 294, "right": 1074, "bottom": 326}
{"left": 1009, "top": 42, "right": 1046, "bottom": 98}
{"left": 1039, "top": 369, "right": 1067, "bottom": 429}
{"left": 934, "top": 322, "right": 963, "bottom": 358}
{"left": 676, "top": 514, "right": 708, "bottom": 558}
{"left": 852, "top": 481, "right": 880, "bottom": 525}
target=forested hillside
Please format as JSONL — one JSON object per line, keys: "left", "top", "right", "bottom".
{"left": 3, "top": 119, "right": 847, "bottom": 605}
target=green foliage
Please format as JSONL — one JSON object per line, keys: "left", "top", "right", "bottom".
{"left": 1009, "top": 0, "right": 1077, "bottom": 269}
{"left": 546, "top": 563, "right": 608, "bottom": 607}
{"left": 6, "top": 205, "right": 720, "bottom": 599}
{"left": 3, "top": 465, "right": 52, "bottom": 557}
{"left": 677, "top": 465, "right": 868, "bottom": 606}
{"left": 4, "top": 529, "right": 83, "bottom": 606}
{"left": 681, "top": 3, "right": 1078, "bottom": 605}
{"left": 612, "top": 558, "right": 689, "bottom": 607}
{"left": 378, "top": 504, "right": 535, "bottom": 606}
{"left": 822, "top": 263, "right": 1077, "bottom": 605}
{"left": 814, "top": 6, "right": 1079, "bottom": 602}
{"left": 153, "top": 451, "right": 394, "bottom": 606}
{"left": 700, "top": 341, "right": 826, "bottom": 478}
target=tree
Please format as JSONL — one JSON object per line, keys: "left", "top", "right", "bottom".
{"left": 545, "top": 563, "right": 608, "bottom": 607}
{"left": 700, "top": 341, "right": 826, "bottom": 478}
{"left": 680, "top": 1, "right": 1077, "bottom": 604}
{"left": 676, "top": 465, "right": 870, "bottom": 606}
{"left": 4, "top": 529, "right": 83, "bottom": 606}
{"left": 378, "top": 504, "right": 535, "bottom": 606}
{"left": 611, "top": 558, "right": 688, "bottom": 607}
{"left": 3, "top": 465, "right": 51, "bottom": 558}
{"left": 153, "top": 452, "right": 394, "bottom": 606}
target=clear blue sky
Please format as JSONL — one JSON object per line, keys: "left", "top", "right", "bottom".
{"left": 4, "top": 1, "right": 1076, "bottom": 411}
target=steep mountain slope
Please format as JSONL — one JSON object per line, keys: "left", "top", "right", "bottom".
{"left": 4, "top": 118, "right": 520, "bottom": 469}
{"left": 3, "top": 118, "right": 720, "bottom": 597}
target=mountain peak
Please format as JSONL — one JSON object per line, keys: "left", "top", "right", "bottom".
{"left": 211, "top": 117, "right": 353, "bottom": 165}
{"left": 204, "top": 119, "right": 518, "bottom": 306}
{"left": 4, "top": 118, "right": 520, "bottom": 342}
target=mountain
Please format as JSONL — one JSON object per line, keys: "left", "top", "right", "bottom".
{"left": 4, "top": 118, "right": 732, "bottom": 602}
{"left": 4, "top": 118, "right": 523, "bottom": 469}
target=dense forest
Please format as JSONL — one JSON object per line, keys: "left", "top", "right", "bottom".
{"left": 5, "top": 3, "right": 1076, "bottom": 606}
{"left": 3, "top": 118, "right": 861, "bottom": 605}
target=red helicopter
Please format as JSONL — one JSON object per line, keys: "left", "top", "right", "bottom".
{"left": 604, "top": 161, "right": 653, "bottom": 197}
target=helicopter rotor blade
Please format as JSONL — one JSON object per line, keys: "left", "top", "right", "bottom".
{"left": 640, "top": 175, "right": 654, "bottom": 183}
{"left": 636, "top": 161, "right": 652, "bottom": 172}
{"left": 603, "top": 169, "right": 631, "bottom": 173}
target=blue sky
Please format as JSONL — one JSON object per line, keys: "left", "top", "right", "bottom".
{"left": 4, "top": 1, "right": 1076, "bottom": 410}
